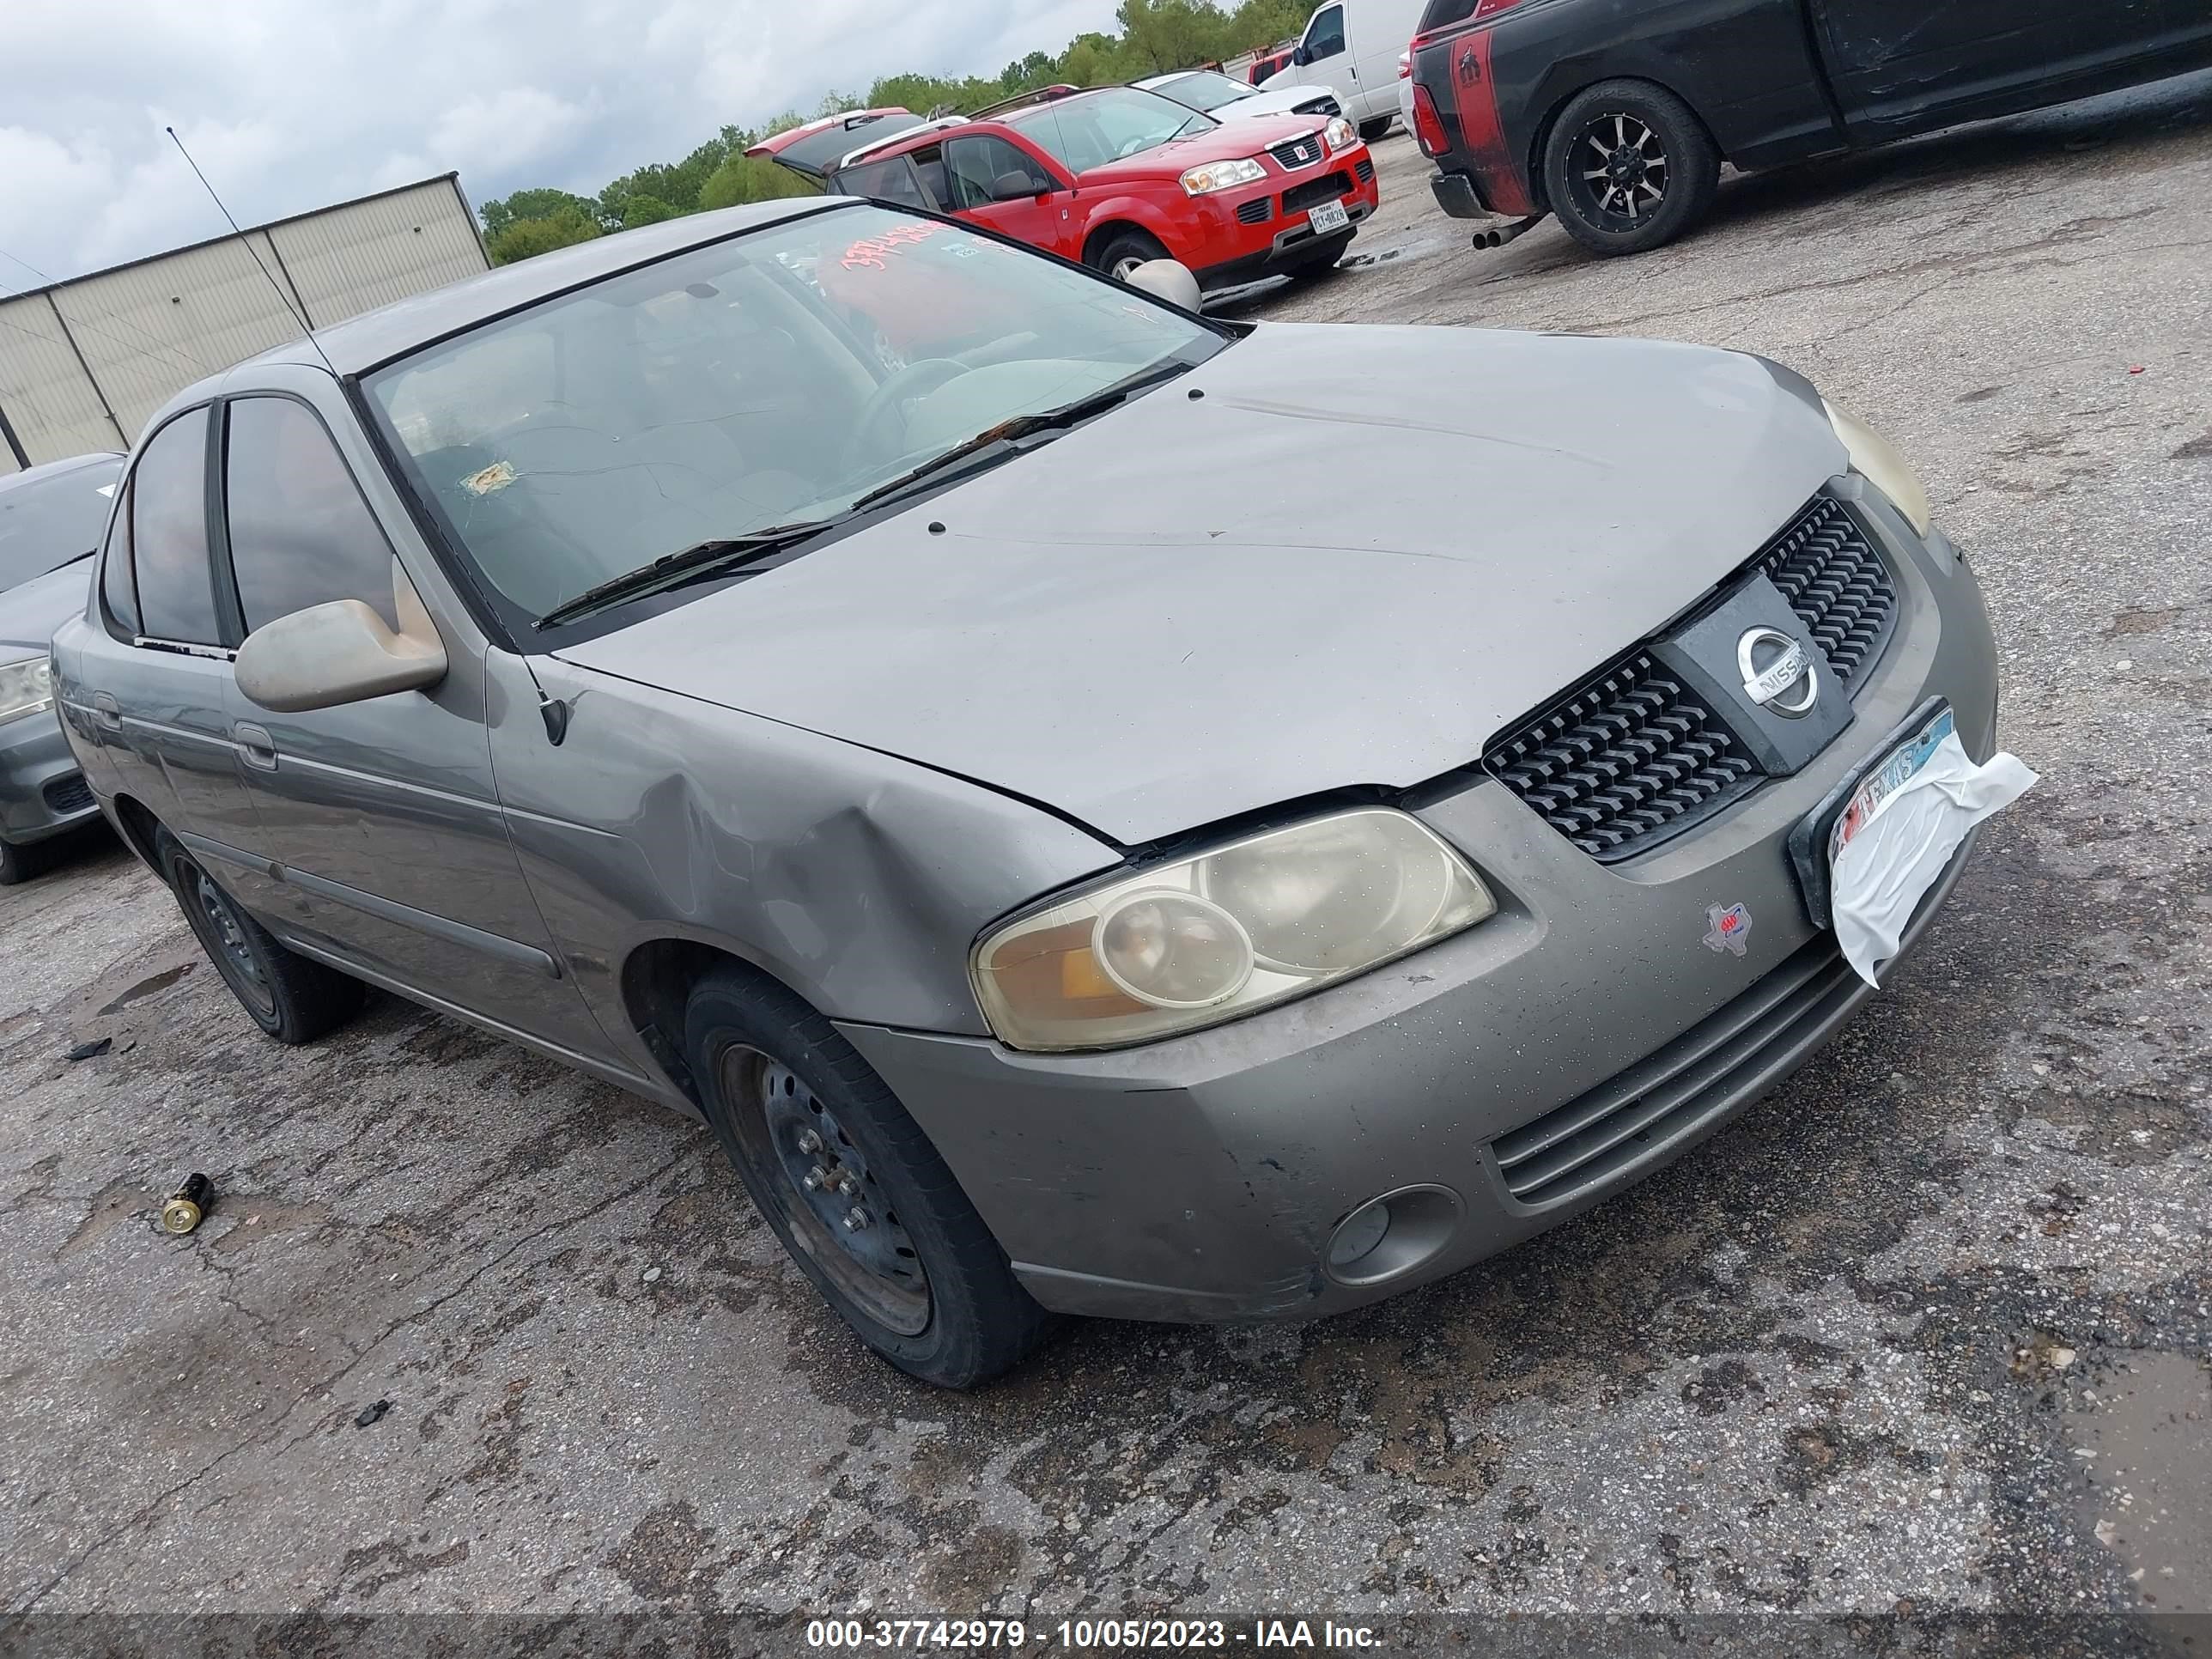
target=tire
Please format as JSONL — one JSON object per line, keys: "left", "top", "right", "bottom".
{"left": 1284, "top": 233, "right": 1355, "bottom": 281}
{"left": 1086, "top": 227, "right": 1170, "bottom": 284}
{"left": 1542, "top": 79, "right": 1721, "bottom": 257}
{"left": 684, "top": 967, "right": 1049, "bottom": 1389}
{"left": 1358, "top": 116, "right": 1394, "bottom": 143}
{"left": 0, "top": 837, "right": 45, "bottom": 887}
{"left": 156, "top": 831, "right": 364, "bottom": 1044}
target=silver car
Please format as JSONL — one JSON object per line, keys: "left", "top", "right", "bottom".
{"left": 55, "top": 198, "right": 2002, "bottom": 1388}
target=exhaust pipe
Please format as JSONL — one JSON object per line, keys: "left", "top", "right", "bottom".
{"left": 1472, "top": 216, "right": 1541, "bottom": 251}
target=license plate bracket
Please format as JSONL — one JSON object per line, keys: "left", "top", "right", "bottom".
{"left": 1788, "top": 696, "right": 1955, "bottom": 927}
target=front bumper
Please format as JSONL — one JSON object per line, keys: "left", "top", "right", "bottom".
{"left": 0, "top": 707, "right": 101, "bottom": 847}
{"left": 839, "top": 488, "right": 2003, "bottom": 1323}
{"left": 1185, "top": 154, "right": 1382, "bottom": 289}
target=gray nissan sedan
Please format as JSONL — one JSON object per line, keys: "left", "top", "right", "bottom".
{"left": 54, "top": 197, "right": 2003, "bottom": 1387}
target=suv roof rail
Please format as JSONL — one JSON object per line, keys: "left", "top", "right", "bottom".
{"left": 969, "top": 83, "right": 1085, "bottom": 120}
{"left": 838, "top": 114, "right": 969, "bottom": 168}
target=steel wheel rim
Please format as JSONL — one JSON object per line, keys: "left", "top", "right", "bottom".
{"left": 1571, "top": 112, "right": 1669, "bottom": 227}
{"left": 193, "top": 871, "right": 276, "bottom": 1018}
{"left": 720, "top": 1046, "right": 931, "bottom": 1336}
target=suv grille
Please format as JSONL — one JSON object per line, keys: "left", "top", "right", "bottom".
{"left": 1283, "top": 172, "right": 1353, "bottom": 216}
{"left": 1484, "top": 653, "right": 1757, "bottom": 858}
{"left": 1754, "top": 495, "right": 1897, "bottom": 693}
{"left": 1483, "top": 494, "right": 1898, "bottom": 862}
{"left": 1267, "top": 135, "right": 1326, "bottom": 170}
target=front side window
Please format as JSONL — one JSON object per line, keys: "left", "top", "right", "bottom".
{"left": 1005, "top": 88, "right": 1214, "bottom": 173}
{"left": 1149, "top": 72, "right": 1258, "bottom": 113}
{"left": 942, "top": 136, "right": 1054, "bottom": 210}
{"left": 364, "top": 204, "right": 1224, "bottom": 630}
{"left": 1306, "top": 4, "right": 1347, "bottom": 58}
{"left": 130, "top": 408, "right": 220, "bottom": 645}
{"left": 223, "top": 398, "right": 399, "bottom": 633}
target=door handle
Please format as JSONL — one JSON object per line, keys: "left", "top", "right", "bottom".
{"left": 233, "top": 722, "right": 279, "bottom": 772}
{"left": 93, "top": 691, "right": 123, "bottom": 731}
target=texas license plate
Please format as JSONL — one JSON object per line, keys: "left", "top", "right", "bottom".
{"left": 1307, "top": 200, "right": 1350, "bottom": 235}
{"left": 1788, "top": 698, "right": 1955, "bottom": 926}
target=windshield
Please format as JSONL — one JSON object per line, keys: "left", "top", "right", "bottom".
{"left": 1149, "top": 72, "right": 1260, "bottom": 113}
{"left": 1004, "top": 88, "right": 1215, "bottom": 173}
{"left": 0, "top": 457, "right": 122, "bottom": 592}
{"left": 364, "top": 204, "right": 1222, "bottom": 627}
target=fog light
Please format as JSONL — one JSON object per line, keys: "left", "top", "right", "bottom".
{"left": 1321, "top": 1185, "right": 1463, "bottom": 1287}
{"left": 1327, "top": 1200, "right": 1390, "bottom": 1269}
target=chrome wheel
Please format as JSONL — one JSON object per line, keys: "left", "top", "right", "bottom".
{"left": 193, "top": 871, "right": 275, "bottom": 1019}
{"left": 721, "top": 1046, "right": 931, "bottom": 1335}
{"left": 1110, "top": 253, "right": 1148, "bottom": 283}
{"left": 1572, "top": 112, "right": 1669, "bottom": 225}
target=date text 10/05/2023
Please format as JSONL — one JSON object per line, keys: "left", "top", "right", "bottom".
{"left": 804, "top": 1619, "right": 1386, "bottom": 1650}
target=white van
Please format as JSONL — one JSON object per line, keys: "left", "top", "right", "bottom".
{"left": 1258, "top": 0, "right": 1428, "bottom": 138}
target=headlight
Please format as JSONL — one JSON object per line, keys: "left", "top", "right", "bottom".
{"left": 1180, "top": 156, "right": 1267, "bottom": 195}
{"left": 1825, "top": 401, "right": 1932, "bottom": 537}
{"left": 972, "top": 807, "right": 1496, "bottom": 1052}
{"left": 0, "top": 657, "right": 53, "bottom": 726}
{"left": 1323, "top": 116, "right": 1357, "bottom": 153}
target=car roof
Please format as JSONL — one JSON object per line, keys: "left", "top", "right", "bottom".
{"left": 148, "top": 196, "right": 868, "bottom": 410}
{"left": 0, "top": 452, "right": 125, "bottom": 494}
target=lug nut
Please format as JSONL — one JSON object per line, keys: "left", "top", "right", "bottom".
{"left": 797, "top": 1130, "right": 823, "bottom": 1154}
{"left": 802, "top": 1165, "right": 829, "bottom": 1191}
{"left": 836, "top": 1174, "right": 859, "bottom": 1196}
{"left": 843, "top": 1206, "right": 871, "bottom": 1232}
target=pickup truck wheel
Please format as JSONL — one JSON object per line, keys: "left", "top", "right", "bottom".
{"left": 1088, "top": 228, "right": 1170, "bottom": 284}
{"left": 684, "top": 969, "right": 1050, "bottom": 1389}
{"left": 1543, "top": 80, "right": 1720, "bottom": 257}
{"left": 155, "top": 832, "right": 364, "bottom": 1043}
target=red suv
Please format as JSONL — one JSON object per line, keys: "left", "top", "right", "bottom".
{"left": 750, "top": 86, "right": 1380, "bottom": 292}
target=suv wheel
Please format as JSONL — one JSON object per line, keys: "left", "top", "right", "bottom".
{"left": 684, "top": 968, "right": 1050, "bottom": 1389}
{"left": 157, "top": 833, "right": 364, "bottom": 1044}
{"left": 1542, "top": 80, "right": 1720, "bottom": 257}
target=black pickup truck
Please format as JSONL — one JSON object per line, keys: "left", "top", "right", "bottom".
{"left": 1408, "top": 0, "right": 2212, "bottom": 255}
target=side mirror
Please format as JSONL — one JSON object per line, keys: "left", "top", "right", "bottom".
{"left": 1292, "top": 44, "right": 1311, "bottom": 66}
{"left": 236, "top": 565, "right": 447, "bottom": 713}
{"left": 1123, "top": 258, "right": 1202, "bottom": 311}
{"left": 992, "top": 171, "right": 1048, "bottom": 202}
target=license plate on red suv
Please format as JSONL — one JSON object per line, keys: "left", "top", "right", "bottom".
{"left": 1307, "top": 201, "right": 1350, "bottom": 235}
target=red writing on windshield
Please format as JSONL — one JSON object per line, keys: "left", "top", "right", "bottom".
{"left": 841, "top": 222, "right": 945, "bottom": 270}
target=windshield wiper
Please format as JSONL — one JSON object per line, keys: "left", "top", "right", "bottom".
{"left": 844, "top": 358, "right": 1197, "bottom": 517}
{"left": 534, "top": 520, "right": 832, "bottom": 629}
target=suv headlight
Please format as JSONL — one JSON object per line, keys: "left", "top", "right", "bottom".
{"left": 0, "top": 656, "right": 53, "bottom": 726}
{"left": 1323, "top": 116, "right": 1358, "bottom": 153}
{"left": 1825, "top": 402, "right": 1932, "bottom": 536}
{"left": 1180, "top": 156, "right": 1267, "bottom": 195}
{"left": 972, "top": 807, "right": 1496, "bottom": 1052}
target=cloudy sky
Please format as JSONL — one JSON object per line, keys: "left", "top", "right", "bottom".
{"left": 0, "top": 0, "right": 1121, "bottom": 287}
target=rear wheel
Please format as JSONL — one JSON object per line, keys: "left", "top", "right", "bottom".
{"left": 684, "top": 968, "right": 1050, "bottom": 1389}
{"left": 1087, "top": 227, "right": 1170, "bottom": 284}
{"left": 156, "top": 832, "right": 363, "bottom": 1044}
{"left": 1542, "top": 79, "right": 1720, "bottom": 257}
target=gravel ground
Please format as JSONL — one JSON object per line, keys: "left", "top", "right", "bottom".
{"left": 3, "top": 69, "right": 2208, "bottom": 1654}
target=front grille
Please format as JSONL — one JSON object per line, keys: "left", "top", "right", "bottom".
{"left": 1485, "top": 493, "right": 1900, "bottom": 861}
{"left": 1756, "top": 495, "right": 1898, "bottom": 693}
{"left": 1237, "top": 198, "right": 1273, "bottom": 225}
{"left": 1267, "top": 135, "right": 1325, "bottom": 170}
{"left": 42, "top": 773, "right": 94, "bottom": 816}
{"left": 1301, "top": 96, "right": 1343, "bottom": 118}
{"left": 1492, "top": 934, "right": 1859, "bottom": 1207}
{"left": 1354, "top": 157, "right": 1375, "bottom": 183}
{"left": 1483, "top": 653, "right": 1757, "bottom": 860}
{"left": 1282, "top": 171, "right": 1353, "bottom": 216}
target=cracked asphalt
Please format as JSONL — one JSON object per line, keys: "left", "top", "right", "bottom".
{"left": 3, "top": 68, "right": 2209, "bottom": 1650}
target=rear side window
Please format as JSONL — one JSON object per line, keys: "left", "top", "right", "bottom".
{"left": 223, "top": 398, "right": 398, "bottom": 632}
{"left": 100, "top": 480, "right": 139, "bottom": 636}
{"left": 1417, "top": 0, "right": 1483, "bottom": 31}
{"left": 838, "top": 157, "right": 933, "bottom": 210}
{"left": 130, "top": 408, "right": 220, "bottom": 646}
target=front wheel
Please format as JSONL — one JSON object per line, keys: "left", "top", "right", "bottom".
{"left": 684, "top": 969, "right": 1050, "bottom": 1389}
{"left": 1542, "top": 79, "right": 1720, "bottom": 257}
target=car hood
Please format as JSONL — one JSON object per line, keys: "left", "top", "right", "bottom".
{"left": 1212, "top": 87, "right": 1341, "bottom": 119}
{"left": 1075, "top": 113, "right": 1328, "bottom": 180}
{"left": 0, "top": 559, "right": 94, "bottom": 657}
{"left": 555, "top": 324, "right": 1850, "bottom": 847}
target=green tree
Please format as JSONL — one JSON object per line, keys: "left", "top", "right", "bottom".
{"left": 696, "top": 155, "right": 818, "bottom": 212}
{"left": 620, "top": 193, "right": 680, "bottom": 228}
{"left": 484, "top": 204, "right": 603, "bottom": 264}
{"left": 478, "top": 186, "right": 595, "bottom": 240}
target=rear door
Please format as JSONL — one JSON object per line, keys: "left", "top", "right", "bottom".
{"left": 215, "top": 382, "right": 608, "bottom": 1054}
{"left": 1814, "top": 0, "right": 2082, "bottom": 130}
{"left": 939, "top": 134, "right": 1080, "bottom": 259}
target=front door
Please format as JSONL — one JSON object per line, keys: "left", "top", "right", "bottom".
{"left": 213, "top": 387, "right": 609, "bottom": 1054}
{"left": 1297, "top": 4, "right": 1362, "bottom": 112}
{"left": 940, "top": 135, "right": 1079, "bottom": 260}
{"left": 1816, "top": 0, "right": 2081, "bottom": 131}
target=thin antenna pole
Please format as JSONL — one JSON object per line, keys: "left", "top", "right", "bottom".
{"left": 165, "top": 125, "right": 342, "bottom": 376}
